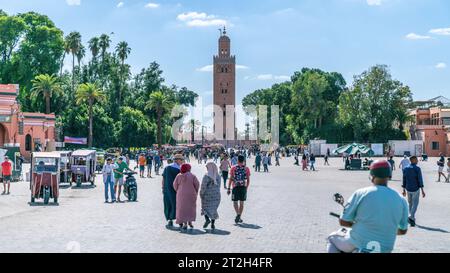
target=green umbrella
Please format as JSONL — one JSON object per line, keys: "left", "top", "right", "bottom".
{"left": 333, "top": 143, "right": 374, "bottom": 156}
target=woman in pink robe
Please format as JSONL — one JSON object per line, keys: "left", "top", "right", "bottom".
{"left": 173, "top": 164, "right": 200, "bottom": 230}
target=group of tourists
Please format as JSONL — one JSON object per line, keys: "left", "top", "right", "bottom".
{"left": 101, "top": 156, "right": 134, "bottom": 203}
{"left": 161, "top": 153, "right": 251, "bottom": 231}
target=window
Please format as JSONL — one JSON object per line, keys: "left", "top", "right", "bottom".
{"left": 432, "top": 142, "right": 440, "bottom": 150}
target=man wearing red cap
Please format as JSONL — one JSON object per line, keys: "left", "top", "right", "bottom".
{"left": 327, "top": 160, "right": 409, "bottom": 253}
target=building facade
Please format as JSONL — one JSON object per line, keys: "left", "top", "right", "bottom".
{"left": 409, "top": 106, "right": 450, "bottom": 157}
{"left": 0, "top": 84, "right": 56, "bottom": 158}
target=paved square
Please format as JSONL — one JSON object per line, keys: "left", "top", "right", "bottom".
{"left": 0, "top": 157, "right": 449, "bottom": 253}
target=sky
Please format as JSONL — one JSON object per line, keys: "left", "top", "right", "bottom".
{"left": 1, "top": 0, "right": 450, "bottom": 105}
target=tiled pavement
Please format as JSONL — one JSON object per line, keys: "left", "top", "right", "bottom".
{"left": 0, "top": 157, "right": 449, "bottom": 253}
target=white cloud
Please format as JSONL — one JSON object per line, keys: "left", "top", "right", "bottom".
{"left": 66, "top": 0, "right": 81, "bottom": 6}
{"left": 196, "top": 64, "right": 249, "bottom": 72}
{"left": 177, "top": 11, "right": 229, "bottom": 27}
{"left": 236, "top": 65, "right": 249, "bottom": 70}
{"left": 145, "top": 2, "right": 160, "bottom": 9}
{"left": 252, "top": 74, "right": 290, "bottom": 81}
{"left": 196, "top": 65, "right": 213, "bottom": 72}
{"left": 405, "top": 33, "right": 431, "bottom": 40}
{"left": 367, "top": 0, "right": 383, "bottom": 6}
{"left": 429, "top": 28, "right": 450, "bottom": 36}
{"left": 435, "top": 63, "right": 447, "bottom": 69}
{"left": 117, "top": 2, "right": 124, "bottom": 8}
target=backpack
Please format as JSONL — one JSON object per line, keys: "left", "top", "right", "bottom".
{"left": 233, "top": 166, "right": 247, "bottom": 187}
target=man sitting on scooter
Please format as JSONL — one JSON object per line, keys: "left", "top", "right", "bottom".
{"left": 327, "top": 160, "right": 409, "bottom": 253}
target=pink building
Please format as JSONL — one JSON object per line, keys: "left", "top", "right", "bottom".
{"left": 409, "top": 106, "right": 450, "bottom": 157}
{"left": 0, "top": 84, "right": 56, "bottom": 158}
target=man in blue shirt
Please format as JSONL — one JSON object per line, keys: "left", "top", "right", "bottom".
{"left": 327, "top": 160, "right": 409, "bottom": 253}
{"left": 402, "top": 156, "right": 426, "bottom": 227}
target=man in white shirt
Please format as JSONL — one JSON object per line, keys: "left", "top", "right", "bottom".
{"left": 399, "top": 155, "right": 411, "bottom": 173}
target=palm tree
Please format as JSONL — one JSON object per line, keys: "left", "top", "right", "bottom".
{"left": 88, "top": 37, "right": 100, "bottom": 61}
{"left": 98, "top": 34, "right": 111, "bottom": 87}
{"left": 75, "top": 83, "right": 106, "bottom": 147}
{"left": 60, "top": 40, "right": 71, "bottom": 76}
{"left": 116, "top": 41, "right": 131, "bottom": 106}
{"left": 65, "top": 31, "right": 82, "bottom": 93}
{"left": 76, "top": 44, "right": 86, "bottom": 68}
{"left": 31, "top": 74, "right": 62, "bottom": 114}
{"left": 145, "top": 91, "right": 174, "bottom": 149}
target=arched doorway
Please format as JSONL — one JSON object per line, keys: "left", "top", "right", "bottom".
{"left": 0, "top": 124, "right": 8, "bottom": 148}
{"left": 25, "top": 134, "right": 32, "bottom": 152}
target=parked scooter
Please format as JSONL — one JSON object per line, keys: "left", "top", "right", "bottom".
{"left": 123, "top": 171, "right": 138, "bottom": 202}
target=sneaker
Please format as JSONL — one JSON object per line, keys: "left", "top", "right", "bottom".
{"left": 408, "top": 217, "right": 416, "bottom": 227}
{"left": 238, "top": 217, "right": 243, "bottom": 223}
{"left": 211, "top": 222, "right": 216, "bottom": 230}
{"left": 168, "top": 220, "right": 173, "bottom": 227}
{"left": 235, "top": 215, "right": 241, "bottom": 224}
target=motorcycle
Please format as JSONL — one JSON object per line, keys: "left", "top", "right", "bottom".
{"left": 329, "top": 193, "right": 375, "bottom": 253}
{"left": 123, "top": 171, "right": 138, "bottom": 202}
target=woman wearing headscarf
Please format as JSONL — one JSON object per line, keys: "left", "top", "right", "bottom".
{"left": 162, "top": 154, "right": 184, "bottom": 227}
{"left": 200, "top": 162, "right": 221, "bottom": 230}
{"left": 173, "top": 163, "right": 200, "bottom": 231}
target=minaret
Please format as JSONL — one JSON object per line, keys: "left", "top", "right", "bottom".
{"left": 213, "top": 27, "right": 236, "bottom": 145}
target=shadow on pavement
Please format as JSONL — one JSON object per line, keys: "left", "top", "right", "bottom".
{"left": 165, "top": 225, "right": 181, "bottom": 232}
{"left": 235, "top": 223, "right": 262, "bottom": 230}
{"left": 416, "top": 225, "right": 449, "bottom": 233}
{"left": 206, "top": 229, "right": 231, "bottom": 236}
{"left": 71, "top": 185, "right": 96, "bottom": 190}
{"left": 182, "top": 229, "right": 207, "bottom": 236}
{"left": 28, "top": 202, "right": 59, "bottom": 207}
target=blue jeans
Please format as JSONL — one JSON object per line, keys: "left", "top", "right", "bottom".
{"left": 407, "top": 190, "right": 420, "bottom": 221}
{"left": 310, "top": 161, "right": 316, "bottom": 171}
{"left": 104, "top": 175, "right": 115, "bottom": 202}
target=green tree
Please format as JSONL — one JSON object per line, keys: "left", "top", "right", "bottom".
{"left": 338, "top": 65, "right": 412, "bottom": 142}
{"left": 75, "top": 83, "right": 106, "bottom": 147}
{"left": 0, "top": 13, "right": 26, "bottom": 80}
{"left": 117, "top": 107, "right": 155, "bottom": 147}
{"left": 31, "top": 74, "right": 62, "bottom": 114}
{"left": 145, "top": 91, "right": 174, "bottom": 148}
